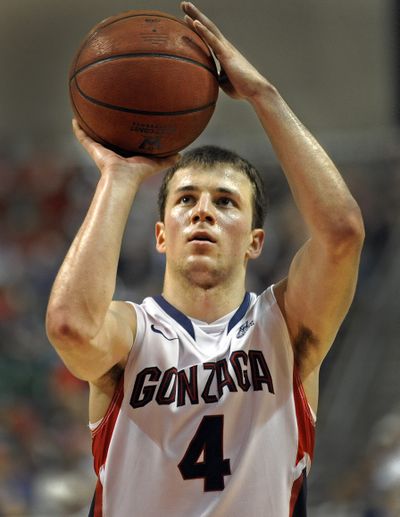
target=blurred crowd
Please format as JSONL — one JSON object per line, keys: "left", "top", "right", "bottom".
{"left": 0, "top": 143, "right": 399, "bottom": 516}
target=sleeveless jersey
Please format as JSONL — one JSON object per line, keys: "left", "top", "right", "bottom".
{"left": 89, "top": 286, "right": 315, "bottom": 517}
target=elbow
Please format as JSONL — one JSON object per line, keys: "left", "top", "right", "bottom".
{"left": 338, "top": 206, "right": 365, "bottom": 242}
{"left": 323, "top": 205, "right": 365, "bottom": 253}
{"left": 46, "top": 306, "right": 87, "bottom": 349}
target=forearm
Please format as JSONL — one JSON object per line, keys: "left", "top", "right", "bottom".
{"left": 47, "top": 172, "right": 141, "bottom": 341}
{"left": 249, "top": 84, "right": 363, "bottom": 240}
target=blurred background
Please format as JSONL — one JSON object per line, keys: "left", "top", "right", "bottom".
{"left": 0, "top": 0, "right": 399, "bottom": 515}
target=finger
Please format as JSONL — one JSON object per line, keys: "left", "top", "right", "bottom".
{"left": 164, "top": 153, "right": 181, "bottom": 167}
{"left": 72, "top": 117, "right": 83, "bottom": 137}
{"left": 128, "top": 152, "right": 180, "bottom": 169}
{"left": 181, "top": 2, "right": 223, "bottom": 39}
{"left": 191, "top": 20, "right": 226, "bottom": 57}
{"left": 183, "top": 14, "right": 196, "bottom": 32}
{"left": 152, "top": 153, "right": 181, "bottom": 170}
{"left": 184, "top": 15, "right": 218, "bottom": 60}
{"left": 72, "top": 119, "right": 109, "bottom": 164}
{"left": 72, "top": 118, "right": 94, "bottom": 147}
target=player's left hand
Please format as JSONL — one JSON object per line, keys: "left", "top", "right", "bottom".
{"left": 181, "top": 2, "right": 269, "bottom": 101}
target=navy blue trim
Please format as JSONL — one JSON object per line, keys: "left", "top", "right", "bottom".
{"left": 293, "top": 468, "right": 308, "bottom": 517}
{"left": 88, "top": 490, "right": 95, "bottom": 517}
{"left": 154, "top": 295, "right": 195, "bottom": 340}
{"left": 227, "top": 292, "right": 251, "bottom": 334}
{"left": 153, "top": 293, "right": 250, "bottom": 341}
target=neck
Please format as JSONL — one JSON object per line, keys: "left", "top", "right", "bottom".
{"left": 162, "top": 271, "right": 246, "bottom": 323}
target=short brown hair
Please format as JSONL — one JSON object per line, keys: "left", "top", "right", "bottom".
{"left": 158, "top": 146, "right": 267, "bottom": 229}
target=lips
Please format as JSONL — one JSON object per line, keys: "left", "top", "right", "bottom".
{"left": 188, "top": 231, "right": 216, "bottom": 243}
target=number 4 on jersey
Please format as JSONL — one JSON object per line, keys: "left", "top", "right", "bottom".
{"left": 178, "top": 415, "right": 231, "bottom": 491}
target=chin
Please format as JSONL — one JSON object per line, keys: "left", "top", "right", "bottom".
{"left": 187, "top": 275, "right": 219, "bottom": 290}
{"left": 181, "top": 258, "right": 224, "bottom": 289}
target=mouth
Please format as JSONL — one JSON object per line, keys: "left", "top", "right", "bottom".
{"left": 187, "top": 232, "right": 216, "bottom": 244}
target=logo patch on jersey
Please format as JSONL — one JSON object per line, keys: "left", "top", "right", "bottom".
{"left": 236, "top": 320, "right": 254, "bottom": 338}
{"left": 150, "top": 324, "right": 179, "bottom": 341}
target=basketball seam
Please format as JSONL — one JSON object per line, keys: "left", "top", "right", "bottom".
{"left": 70, "top": 52, "right": 218, "bottom": 81}
{"left": 71, "top": 86, "right": 185, "bottom": 157}
{"left": 69, "top": 88, "right": 111, "bottom": 146}
{"left": 74, "top": 12, "right": 211, "bottom": 77}
{"left": 72, "top": 77, "right": 217, "bottom": 116}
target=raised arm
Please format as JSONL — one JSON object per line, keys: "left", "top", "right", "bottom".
{"left": 182, "top": 2, "right": 365, "bottom": 407}
{"left": 46, "top": 121, "right": 179, "bottom": 383}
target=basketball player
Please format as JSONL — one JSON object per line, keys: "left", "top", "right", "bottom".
{"left": 46, "top": 2, "right": 364, "bottom": 516}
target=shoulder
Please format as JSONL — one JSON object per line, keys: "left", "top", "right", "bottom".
{"left": 110, "top": 300, "right": 137, "bottom": 327}
{"left": 251, "top": 284, "right": 284, "bottom": 320}
{"left": 271, "top": 279, "right": 286, "bottom": 312}
{"left": 243, "top": 285, "right": 293, "bottom": 348}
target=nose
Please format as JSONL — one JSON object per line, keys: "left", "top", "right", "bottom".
{"left": 190, "top": 193, "right": 215, "bottom": 224}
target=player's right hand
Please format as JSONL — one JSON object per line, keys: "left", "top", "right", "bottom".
{"left": 72, "top": 119, "right": 180, "bottom": 182}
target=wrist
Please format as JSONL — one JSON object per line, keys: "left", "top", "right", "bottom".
{"left": 97, "top": 169, "right": 143, "bottom": 206}
{"left": 247, "top": 80, "right": 280, "bottom": 108}
{"left": 101, "top": 165, "right": 146, "bottom": 190}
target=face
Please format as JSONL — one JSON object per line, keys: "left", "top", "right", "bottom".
{"left": 155, "top": 165, "right": 265, "bottom": 289}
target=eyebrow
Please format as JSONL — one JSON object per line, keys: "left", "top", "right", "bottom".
{"left": 173, "top": 185, "right": 240, "bottom": 196}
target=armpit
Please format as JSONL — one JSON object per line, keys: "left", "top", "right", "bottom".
{"left": 107, "top": 363, "right": 124, "bottom": 384}
{"left": 93, "top": 363, "right": 125, "bottom": 390}
{"left": 293, "top": 325, "right": 319, "bottom": 366}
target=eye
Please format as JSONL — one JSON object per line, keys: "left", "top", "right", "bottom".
{"left": 178, "top": 195, "right": 195, "bottom": 205}
{"left": 216, "top": 197, "right": 235, "bottom": 207}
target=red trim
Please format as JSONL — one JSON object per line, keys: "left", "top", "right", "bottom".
{"left": 293, "top": 367, "right": 315, "bottom": 463}
{"left": 289, "top": 367, "right": 315, "bottom": 516}
{"left": 290, "top": 474, "right": 304, "bottom": 516}
{"left": 90, "top": 375, "right": 124, "bottom": 516}
{"left": 92, "top": 479, "right": 104, "bottom": 517}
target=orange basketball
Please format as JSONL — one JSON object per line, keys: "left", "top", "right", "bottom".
{"left": 69, "top": 10, "right": 219, "bottom": 157}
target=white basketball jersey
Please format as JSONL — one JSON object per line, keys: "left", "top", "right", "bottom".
{"left": 89, "top": 286, "right": 315, "bottom": 517}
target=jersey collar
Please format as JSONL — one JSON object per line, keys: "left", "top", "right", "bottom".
{"left": 153, "top": 292, "right": 251, "bottom": 342}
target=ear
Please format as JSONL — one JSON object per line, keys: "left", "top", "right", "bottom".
{"left": 246, "top": 228, "right": 265, "bottom": 260}
{"left": 155, "top": 221, "right": 166, "bottom": 254}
